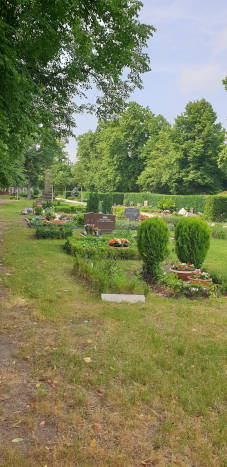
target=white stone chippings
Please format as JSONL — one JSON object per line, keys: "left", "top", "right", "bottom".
{"left": 101, "top": 294, "right": 145, "bottom": 303}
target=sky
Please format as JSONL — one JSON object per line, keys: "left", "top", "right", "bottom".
{"left": 66, "top": 0, "right": 227, "bottom": 161}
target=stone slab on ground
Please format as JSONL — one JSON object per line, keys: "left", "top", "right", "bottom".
{"left": 101, "top": 294, "right": 145, "bottom": 303}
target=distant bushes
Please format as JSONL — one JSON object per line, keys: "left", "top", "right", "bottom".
{"left": 204, "top": 195, "right": 227, "bottom": 221}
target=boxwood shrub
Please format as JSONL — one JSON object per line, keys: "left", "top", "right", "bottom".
{"left": 204, "top": 195, "right": 227, "bottom": 221}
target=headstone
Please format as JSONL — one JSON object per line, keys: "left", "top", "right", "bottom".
{"left": 130, "top": 201, "right": 134, "bottom": 206}
{"left": 178, "top": 208, "right": 187, "bottom": 216}
{"left": 137, "top": 203, "right": 142, "bottom": 207}
{"left": 190, "top": 208, "right": 194, "bottom": 214}
{"left": 144, "top": 200, "right": 148, "bottom": 207}
{"left": 101, "top": 294, "right": 145, "bottom": 303}
{"left": 84, "top": 212, "right": 116, "bottom": 234}
{"left": 124, "top": 208, "right": 140, "bottom": 221}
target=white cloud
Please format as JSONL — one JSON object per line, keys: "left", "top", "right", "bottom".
{"left": 178, "top": 64, "right": 225, "bottom": 92}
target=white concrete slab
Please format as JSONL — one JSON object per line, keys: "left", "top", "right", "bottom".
{"left": 101, "top": 294, "right": 145, "bottom": 303}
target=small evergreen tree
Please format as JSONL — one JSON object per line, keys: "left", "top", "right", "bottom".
{"left": 137, "top": 218, "right": 169, "bottom": 280}
{"left": 175, "top": 218, "right": 210, "bottom": 267}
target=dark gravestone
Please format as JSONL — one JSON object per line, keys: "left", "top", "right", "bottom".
{"left": 124, "top": 208, "right": 140, "bottom": 221}
{"left": 84, "top": 213, "right": 116, "bottom": 234}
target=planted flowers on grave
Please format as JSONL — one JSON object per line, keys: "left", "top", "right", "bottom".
{"left": 85, "top": 224, "right": 99, "bottom": 236}
{"left": 189, "top": 269, "right": 212, "bottom": 285}
{"left": 108, "top": 238, "right": 130, "bottom": 248}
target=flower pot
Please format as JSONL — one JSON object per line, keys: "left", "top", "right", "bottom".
{"left": 189, "top": 278, "right": 212, "bottom": 286}
{"left": 169, "top": 268, "right": 194, "bottom": 282}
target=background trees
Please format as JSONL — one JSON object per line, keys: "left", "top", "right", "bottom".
{"left": 75, "top": 99, "right": 226, "bottom": 194}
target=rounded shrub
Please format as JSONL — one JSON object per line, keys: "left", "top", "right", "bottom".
{"left": 175, "top": 217, "right": 210, "bottom": 267}
{"left": 137, "top": 217, "right": 169, "bottom": 280}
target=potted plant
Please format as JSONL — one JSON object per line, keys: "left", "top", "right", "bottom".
{"left": 85, "top": 223, "right": 99, "bottom": 236}
{"left": 170, "top": 263, "right": 196, "bottom": 281}
{"left": 189, "top": 269, "right": 212, "bottom": 285}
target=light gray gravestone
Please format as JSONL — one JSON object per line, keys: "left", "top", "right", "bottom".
{"left": 124, "top": 208, "right": 140, "bottom": 221}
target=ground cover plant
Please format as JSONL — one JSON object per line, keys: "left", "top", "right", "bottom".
{"left": 0, "top": 199, "right": 226, "bottom": 466}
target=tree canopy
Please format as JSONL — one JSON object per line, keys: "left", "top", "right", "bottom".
{"left": 74, "top": 99, "right": 226, "bottom": 194}
{"left": 0, "top": 0, "right": 154, "bottom": 187}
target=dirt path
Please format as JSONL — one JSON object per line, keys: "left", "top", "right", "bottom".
{"left": 0, "top": 202, "right": 59, "bottom": 464}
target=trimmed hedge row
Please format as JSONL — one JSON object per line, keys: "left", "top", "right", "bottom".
{"left": 82, "top": 192, "right": 208, "bottom": 212}
{"left": 204, "top": 195, "right": 227, "bottom": 221}
{"left": 55, "top": 204, "right": 86, "bottom": 213}
{"left": 123, "top": 193, "right": 208, "bottom": 212}
{"left": 36, "top": 225, "right": 73, "bottom": 239}
{"left": 64, "top": 238, "right": 139, "bottom": 260}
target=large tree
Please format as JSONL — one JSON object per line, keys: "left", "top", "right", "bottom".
{"left": 0, "top": 0, "right": 154, "bottom": 187}
{"left": 75, "top": 103, "right": 168, "bottom": 192}
{"left": 172, "top": 99, "right": 225, "bottom": 194}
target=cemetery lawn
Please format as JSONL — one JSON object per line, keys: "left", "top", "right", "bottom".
{"left": 0, "top": 200, "right": 227, "bottom": 467}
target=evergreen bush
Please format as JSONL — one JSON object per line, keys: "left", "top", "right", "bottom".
{"left": 204, "top": 195, "right": 227, "bottom": 221}
{"left": 137, "top": 217, "right": 169, "bottom": 280}
{"left": 87, "top": 191, "right": 99, "bottom": 212}
{"left": 175, "top": 218, "right": 210, "bottom": 267}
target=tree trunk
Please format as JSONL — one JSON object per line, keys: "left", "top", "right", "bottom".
{"left": 27, "top": 183, "right": 31, "bottom": 200}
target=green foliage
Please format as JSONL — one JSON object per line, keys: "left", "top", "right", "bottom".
{"left": 112, "top": 206, "right": 126, "bottom": 218}
{"left": 157, "top": 197, "right": 176, "bottom": 212}
{"left": 204, "top": 195, "right": 227, "bottom": 221}
{"left": 160, "top": 272, "right": 214, "bottom": 298}
{"left": 75, "top": 214, "right": 84, "bottom": 227}
{"left": 137, "top": 218, "right": 169, "bottom": 279}
{"left": 54, "top": 204, "right": 86, "bottom": 214}
{"left": 123, "top": 193, "right": 207, "bottom": 212}
{"left": 36, "top": 225, "right": 73, "bottom": 239}
{"left": 87, "top": 192, "right": 99, "bottom": 213}
{"left": 34, "top": 206, "right": 42, "bottom": 215}
{"left": 100, "top": 193, "right": 113, "bottom": 214}
{"left": 175, "top": 218, "right": 210, "bottom": 267}
{"left": 73, "top": 254, "right": 148, "bottom": 295}
{"left": 211, "top": 225, "right": 226, "bottom": 239}
{"left": 1, "top": 1, "right": 154, "bottom": 187}
{"left": 64, "top": 237, "right": 138, "bottom": 260}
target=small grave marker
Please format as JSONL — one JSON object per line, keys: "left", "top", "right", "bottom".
{"left": 124, "top": 208, "right": 140, "bottom": 221}
{"left": 144, "top": 200, "right": 148, "bottom": 207}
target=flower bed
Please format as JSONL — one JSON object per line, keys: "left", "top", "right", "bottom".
{"left": 108, "top": 238, "right": 130, "bottom": 248}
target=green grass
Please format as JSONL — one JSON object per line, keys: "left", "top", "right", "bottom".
{"left": 0, "top": 199, "right": 227, "bottom": 466}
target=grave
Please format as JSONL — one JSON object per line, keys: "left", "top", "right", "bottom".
{"left": 144, "top": 200, "right": 148, "bottom": 207}
{"left": 84, "top": 212, "right": 116, "bottom": 234}
{"left": 124, "top": 208, "right": 140, "bottom": 221}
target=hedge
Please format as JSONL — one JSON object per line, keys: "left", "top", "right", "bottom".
{"left": 204, "top": 195, "right": 227, "bottom": 221}
{"left": 64, "top": 238, "right": 139, "bottom": 260}
{"left": 55, "top": 204, "right": 86, "bottom": 213}
{"left": 80, "top": 192, "right": 207, "bottom": 212}
{"left": 36, "top": 225, "right": 73, "bottom": 239}
{"left": 123, "top": 193, "right": 208, "bottom": 212}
